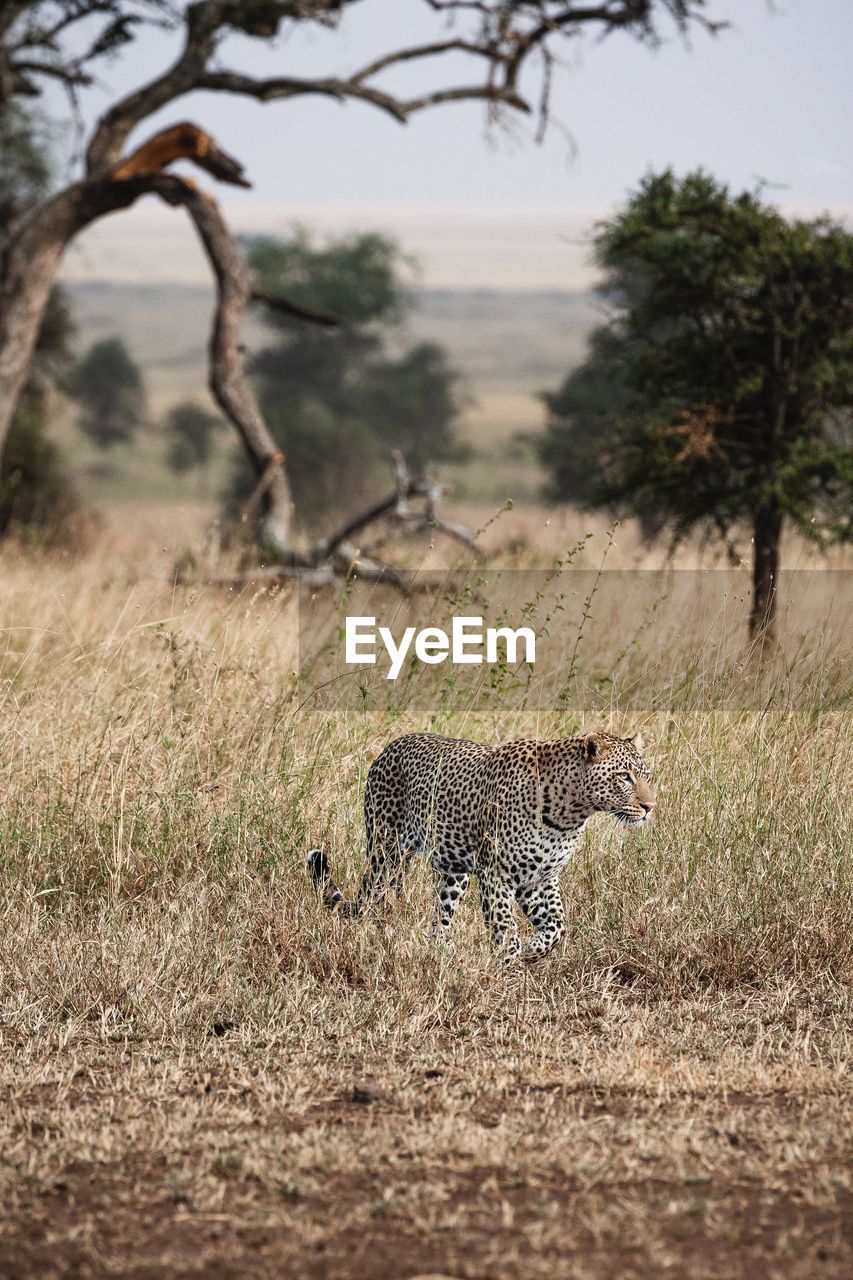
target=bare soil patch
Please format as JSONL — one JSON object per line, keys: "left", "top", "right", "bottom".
{"left": 3, "top": 1038, "right": 853, "bottom": 1280}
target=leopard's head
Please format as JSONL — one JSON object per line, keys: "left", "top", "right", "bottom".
{"left": 581, "top": 732, "right": 655, "bottom": 826}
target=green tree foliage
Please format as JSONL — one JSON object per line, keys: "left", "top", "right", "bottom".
{"left": 0, "top": 104, "right": 78, "bottom": 536}
{"left": 75, "top": 338, "right": 146, "bottom": 449}
{"left": 1, "top": 391, "right": 78, "bottom": 534}
{"left": 164, "top": 401, "right": 224, "bottom": 473}
{"left": 539, "top": 170, "right": 853, "bottom": 637}
{"left": 242, "top": 230, "right": 468, "bottom": 521}
{"left": 0, "top": 103, "right": 51, "bottom": 225}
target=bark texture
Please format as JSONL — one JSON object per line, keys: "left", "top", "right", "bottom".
{"left": 750, "top": 500, "right": 782, "bottom": 644}
{"left": 158, "top": 177, "right": 296, "bottom": 555}
{"left": 1, "top": 177, "right": 149, "bottom": 454}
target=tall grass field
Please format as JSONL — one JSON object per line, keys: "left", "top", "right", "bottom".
{"left": 1, "top": 523, "right": 852, "bottom": 1278}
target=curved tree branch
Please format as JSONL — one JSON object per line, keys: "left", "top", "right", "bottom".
{"left": 250, "top": 286, "right": 342, "bottom": 327}
{"left": 193, "top": 70, "right": 412, "bottom": 123}
{"left": 0, "top": 120, "right": 339, "bottom": 545}
{"left": 350, "top": 38, "right": 502, "bottom": 82}
{"left": 72, "top": 0, "right": 719, "bottom": 174}
{"left": 148, "top": 173, "right": 298, "bottom": 557}
{"left": 104, "top": 135, "right": 477, "bottom": 578}
{"left": 151, "top": 171, "right": 479, "bottom": 588}
{"left": 194, "top": 68, "right": 530, "bottom": 120}
{"left": 110, "top": 120, "right": 251, "bottom": 185}
{"left": 402, "top": 84, "right": 530, "bottom": 117}
{"left": 86, "top": 0, "right": 225, "bottom": 172}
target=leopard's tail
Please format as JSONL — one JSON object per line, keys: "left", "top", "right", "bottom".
{"left": 307, "top": 848, "right": 357, "bottom": 916}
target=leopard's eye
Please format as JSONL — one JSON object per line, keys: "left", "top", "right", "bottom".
{"left": 623, "top": 771, "right": 634, "bottom": 783}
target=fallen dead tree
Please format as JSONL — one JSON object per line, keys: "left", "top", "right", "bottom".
{"left": 193, "top": 450, "right": 484, "bottom": 593}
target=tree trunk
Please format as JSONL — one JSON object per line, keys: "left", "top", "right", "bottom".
{"left": 0, "top": 157, "right": 295, "bottom": 551}
{"left": 0, "top": 178, "right": 150, "bottom": 460}
{"left": 0, "top": 205, "right": 75, "bottom": 456}
{"left": 750, "top": 499, "right": 782, "bottom": 644}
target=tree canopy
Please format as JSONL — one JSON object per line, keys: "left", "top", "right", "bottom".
{"left": 241, "top": 230, "right": 467, "bottom": 522}
{"left": 75, "top": 337, "right": 147, "bottom": 449}
{"left": 164, "top": 401, "right": 224, "bottom": 477}
{"left": 539, "top": 169, "right": 853, "bottom": 637}
{"left": 1, "top": 3, "right": 722, "bottom": 132}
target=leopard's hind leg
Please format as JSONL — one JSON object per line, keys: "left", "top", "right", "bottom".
{"left": 430, "top": 862, "right": 471, "bottom": 941}
{"left": 308, "top": 776, "right": 410, "bottom": 917}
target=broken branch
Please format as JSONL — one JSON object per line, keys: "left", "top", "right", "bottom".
{"left": 250, "top": 286, "right": 342, "bottom": 328}
{"left": 110, "top": 121, "right": 251, "bottom": 186}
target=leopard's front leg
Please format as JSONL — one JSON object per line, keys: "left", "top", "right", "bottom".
{"left": 477, "top": 862, "right": 521, "bottom": 958}
{"left": 516, "top": 874, "right": 566, "bottom": 961}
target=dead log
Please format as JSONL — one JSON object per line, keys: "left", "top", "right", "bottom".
{"left": 187, "top": 452, "right": 483, "bottom": 594}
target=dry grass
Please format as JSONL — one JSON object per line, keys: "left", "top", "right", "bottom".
{"left": 1, "top": 520, "right": 852, "bottom": 1278}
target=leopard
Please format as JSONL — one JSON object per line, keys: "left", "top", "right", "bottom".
{"left": 308, "top": 730, "right": 655, "bottom": 962}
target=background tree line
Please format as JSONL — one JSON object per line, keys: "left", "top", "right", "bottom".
{"left": 6, "top": 106, "right": 853, "bottom": 648}
{"left": 2, "top": 0, "right": 851, "bottom": 641}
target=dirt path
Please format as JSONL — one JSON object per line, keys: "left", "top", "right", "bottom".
{"left": 4, "top": 1045, "right": 851, "bottom": 1280}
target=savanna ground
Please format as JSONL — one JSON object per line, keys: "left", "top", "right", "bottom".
{"left": 2, "top": 506, "right": 853, "bottom": 1280}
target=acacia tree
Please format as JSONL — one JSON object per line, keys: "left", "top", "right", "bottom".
{"left": 164, "top": 400, "right": 223, "bottom": 478}
{"left": 76, "top": 337, "right": 147, "bottom": 448}
{"left": 539, "top": 170, "right": 853, "bottom": 639}
{"left": 245, "top": 229, "right": 467, "bottom": 520}
{"left": 0, "top": 0, "right": 724, "bottom": 560}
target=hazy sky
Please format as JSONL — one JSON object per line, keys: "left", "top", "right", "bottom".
{"left": 56, "top": 0, "right": 853, "bottom": 288}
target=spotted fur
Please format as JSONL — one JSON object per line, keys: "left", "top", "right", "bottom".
{"left": 308, "top": 730, "right": 655, "bottom": 962}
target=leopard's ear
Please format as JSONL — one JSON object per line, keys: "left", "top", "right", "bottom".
{"left": 582, "top": 733, "right": 609, "bottom": 762}
{"left": 629, "top": 733, "right": 645, "bottom": 754}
